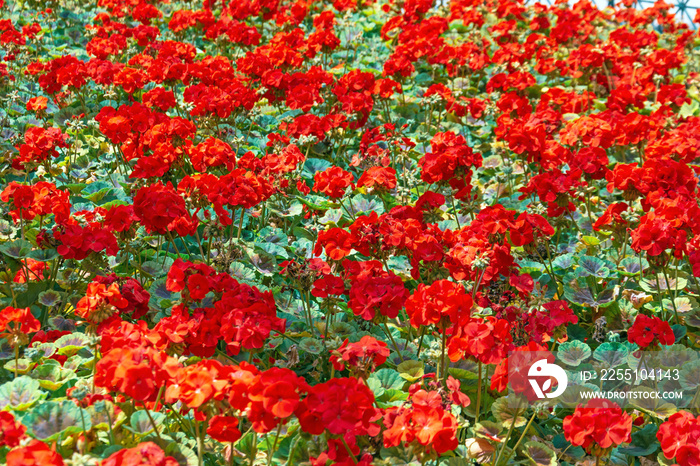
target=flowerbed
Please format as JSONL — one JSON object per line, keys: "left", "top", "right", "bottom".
{"left": 1, "top": 0, "right": 700, "bottom": 464}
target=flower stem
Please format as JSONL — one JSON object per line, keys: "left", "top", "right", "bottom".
{"left": 499, "top": 409, "right": 537, "bottom": 466}
{"left": 475, "top": 361, "right": 482, "bottom": 425}
{"left": 383, "top": 321, "right": 404, "bottom": 363}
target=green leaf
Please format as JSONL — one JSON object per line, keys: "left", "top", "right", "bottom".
{"left": 557, "top": 340, "right": 591, "bottom": 367}
{"left": 680, "top": 100, "right": 699, "bottom": 118}
{"left": 679, "top": 359, "right": 700, "bottom": 390}
{"left": 567, "top": 324, "right": 588, "bottom": 342}
{"left": 518, "top": 260, "right": 546, "bottom": 275}
{"left": 397, "top": 360, "right": 424, "bottom": 382}
{"left": 29, "top": 359, "right": 76, "bottom": 390}
{"left": 0, "top": 376, "right": 46, "bottom": 411}
{"left": 552, "top": 434, "right": 585, "bottom": 459}
{"left": 626, "top": 387, "right": 677, "bottom": 418}
{"left": 370, "top": 368, "right": 404, "bottom": 390}
{"left": 15, "top": 282, "right": 49, "bottom": 308}
{"left": 228, "top": 262, "right": 256, "bottom": 283}
{"left": 86, "top": 399, "right": 120, "bottom": 431}
{"left": 577, "top": 256, "right": 611, "bottom": 278}
{"left": 551, "top": 253, "right": 575, "bottom": 271}
{"left": 163, "top": 443, "right": 198, "bottom": 466}
{"left": 640, "top": 273, "right": 688, "bottom": 294}
{"left": 523, "top": 441, "right": 557, "bottom": 466}
{"left": 27, "top": 249, "right": 59, "bottom": 262}
{"left": 4, "top": 358, "right": 33, "bottom": 374}
{"left": 618, "top": 424, "right": 659, "bottom": 456}
{"left": 490, "top": 396, "right": 527, "bottom": 428}
{"left": 149, "top": 279, "right": 177, "bottom": 307}
{"left": 580, "top": 236, "right": 601, "bottom": 247}
{"left": 249, "top": 250, "right": 277, "bottom": 276}
{"left": 130, "top": 409, "right": 166, "bottom": 435}
{"left": 54, "top": 333, "right": 91, "bottom": 357}
{"left": 618, "top": 257, "right": 646, "bottom": 276}
{"left": 294, "top": 195, "right": 336, "bottom": 212}
{"left": 0, "top": 240, "right": 33, "bottom": 259}
{"left": 593, "top": 342, "right": 628, "bottom": 368}
{"left": 564, "top": 279, "right": 619, "bottom": 308}
{"left": 473, "top": 420, "right": 503, "bottom": 440}
{"left": 22, "top": 400, "right": 92, "bottom": 441}
{"left": 671, "top": 324, "right": 687, "bottom": 343}
{"left": 345, "top": 194, "right": 385, "bottom": 216}
{"left": 301, "top": 158, "right": 333, "bottom": 179}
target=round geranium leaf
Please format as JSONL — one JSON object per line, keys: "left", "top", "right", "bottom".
{"left": 397, "top": 360, "right": 424, "bottom": 382}
{"left": 298, "top": 337, "right": 323, "bottom": 355}
{"left": 593, "top": 342, "right": 628, "bottom": 368}
{"left": 0, "top": 240, "right": 33, "bottom": 259}
{"left": 523, "top": 441, "right": 557, "bottom": 466}
{"left": 4, "top": 358, "right": 34, "bottom": 375}
{"left": 29, "top": 359, "right": 76, "bottom": 390}
{"left": 22, "top": 400, "right": 92, "bottom": 441}
{"left": 129, "top": 409, "right": 166, "bottom": 435}
{"left": 679, "top": 359, "right": 700, "bottom": 391}
{"left": 491, "top": 396, "right": 528, "bottom": 429}
{"left": 557, "top": 340, "right": 591, "bottom": 367}
{"left": 37, "top": 290, "right": 62, "bottom": 307}
{"left": 54, "top": 333, "right": 91, "bottom": 357}
{"left": 0, "top": 376, "right": 46, "bottom": 411}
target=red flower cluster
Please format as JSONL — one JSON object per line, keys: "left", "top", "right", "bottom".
{"left": 419, "top": 131, "right": 482, "bottom": 199}
{"left": 102, "top": 442, "right": 178, "bottom": 466}
{"left": 53, "top": 219, "right": 120, "bottom": 260}
{"left": 0, "top": 306, "right": 40, "bottom": 347}
{"left": 330, "top": 335, "right": 390, "bottom": 376}
{"left": 0, "top": 181, "right": 71, "bottom": 224}
{"left": 6, "top": 440, "right": 64, "bottom": 466}
{"left": 448, "top": 315, "right": 513, "bottom": 364}
{"left": 13, "top": 126, "right": 68, "bottom": 169}
{"left": 133, "top": 182, "right": 197, "bottom": 236}
{"left": 0, "top": 411, "right": 26, "bottom": 448}
{"left": 296, "top": 376, "right": 381, "bottom": 438}
{"left": 345, "top": 260, "right": 409, "bottom": 321}
{"left": 383, "top": 383, "right": 464, "bottom": 459}
{"left": 563, "top": 399, "right": 633, "bottom": 456}
{"left": 658, "top": 411, "right": 700, "bottom": 465}
{"left": 313, "top": 166, "right": 354, "bottom": 199}
{"left": 405, "top": 279, "right": 472, "bottom": 330}
{"left": 627, "top": 314, "right": 675, "bottom": 348}
{"left": 162, "top": 259, "right": 285, "bottom": 356}
{"left": 96, "top": 341, "right": 181, "bottom": 401}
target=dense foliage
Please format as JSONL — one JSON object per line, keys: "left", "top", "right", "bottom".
{"left": 2, "top": 0, "right": 700, "bottom": 464}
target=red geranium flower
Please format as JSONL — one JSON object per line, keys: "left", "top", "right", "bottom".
{"left": 628, "top": 314, "right": 675, "bottom": 348}
{"left": 563, "top": 399, "right": 633, "bottom": 456}
{"left": 207, "top": 415, "right": 242, "bottom": 443}
{"left": 313, "top": 166, "right": 354, "bottom": 199}
{"left": 6, "top": 440, "right": 64, "bottom": 466}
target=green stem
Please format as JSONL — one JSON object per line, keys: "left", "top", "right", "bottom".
{"left": 416, "top": 326, "right": 426, "bottom": 358}
{"left": 475, "top": 361, "right": 482, "bottom": 425}
{"left": 195, "top": 419, "right": 204, "bottom": 466}
{"left": 339, "top": 436, "right": 358, "bottom": 464}
{"left": 383, "top": 322, "right": 405, "bottom": 363}
{"left": 493, "top": 402, "right": 522, "bottom": 466}
{"left": 500, "top": 410, "right": 537, "bottom": 465}
{"left": 249, "top": 432, "right": 257, "bottom": 466}
{"left": 662, "top": 264, "right": 680, "bottom": 324}
{"left": 441, "top": 329, "right": 448, "bottom": 382}
{"left": 237, "top": 208, "right": 245, "bottom": 241}
{"left": 143, "top": 404, "right": 163, "bottom": 441}
{"left": 267, "top": 424, "right": 282, "bottom": 466}
{"left": 450, "top": 196, "right": 461, "bottom": 229}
